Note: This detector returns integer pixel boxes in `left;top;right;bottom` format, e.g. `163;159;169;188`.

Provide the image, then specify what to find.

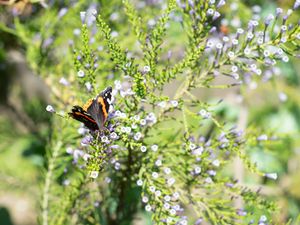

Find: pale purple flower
59;77;70;86
58;8;68;18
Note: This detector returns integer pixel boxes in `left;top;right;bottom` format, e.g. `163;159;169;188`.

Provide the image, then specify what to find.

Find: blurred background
0;0;299;224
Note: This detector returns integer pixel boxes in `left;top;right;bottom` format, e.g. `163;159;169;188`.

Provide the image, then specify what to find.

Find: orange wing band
97;97;108;120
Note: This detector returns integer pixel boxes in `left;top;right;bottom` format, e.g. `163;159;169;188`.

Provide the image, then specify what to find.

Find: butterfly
68;86;112;131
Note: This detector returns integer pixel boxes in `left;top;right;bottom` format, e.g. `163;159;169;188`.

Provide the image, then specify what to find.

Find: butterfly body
69;87;112;131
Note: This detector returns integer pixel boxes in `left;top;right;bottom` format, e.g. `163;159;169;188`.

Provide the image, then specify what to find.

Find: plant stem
42;141;62;225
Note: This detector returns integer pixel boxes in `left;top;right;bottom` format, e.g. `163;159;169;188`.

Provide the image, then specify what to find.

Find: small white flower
114;162;121;170
85;82;92;91
148;19;156;26
149;186;156;192
140;146;147;152
140;119;147;126
105;177;111;183
252;20;259;26
164;167;171;174
59;77;69;86
73;28;81;36
137;179;143;186
164;202;170;209
194;166;201;174
282;56;289;62
192;147;203;155
281;25;287;31
276;8;283;15
260;215;267;222
145;204;152;212
80;11;86;22
115;110;121;117
233;73;239;80
222;36;229;42
78;127;87;135
151;144;158;152
66;147;73;154
230;2;238;10
63;179;70;186
167;177;175;186
205;177;213;183
278;92;288;102
263;50;270;57
228;51;234;58
174;205;180;210
46;105;55;113
277;48;284;55
213;11;220;20
206;40;214;48
152;172;159;179
189;143;196;150
158;101;167;108
216;43;223;49
217;0;226;8
77;70;85;77
257;134;268;141
264;173;278;180
169;208;176;215
155;190;161;196
101;136;109;143
247;32;254;39
207;8;214;15
133;115;140;121
90;8;97;15
281;37;287;43
250;64;257;69
142;196;148;203
155;159;162;166
134;132;142;141
143;65;151;73
164;195;171;201
110;132;118;140
255;69;262;76
111;31;118;38
231;65;238;73
173;192;179;200
171;100;178;107
90;171;99;179
257;38;263;45
83;153;91;161
232;39;239;45
199;109;207;117
212;159;220;167
244;48;251;55
120;113;127;118
237;28;244;34
125;126;131;133
110;12;119;21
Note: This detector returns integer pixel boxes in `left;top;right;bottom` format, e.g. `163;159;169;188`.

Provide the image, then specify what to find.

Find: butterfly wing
69;87;112;131
68;106;98;131
86;86;112;130
86;100;105;130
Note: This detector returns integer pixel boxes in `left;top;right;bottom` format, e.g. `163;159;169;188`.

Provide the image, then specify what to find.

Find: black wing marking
100;86;112;113
68;106;99;131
